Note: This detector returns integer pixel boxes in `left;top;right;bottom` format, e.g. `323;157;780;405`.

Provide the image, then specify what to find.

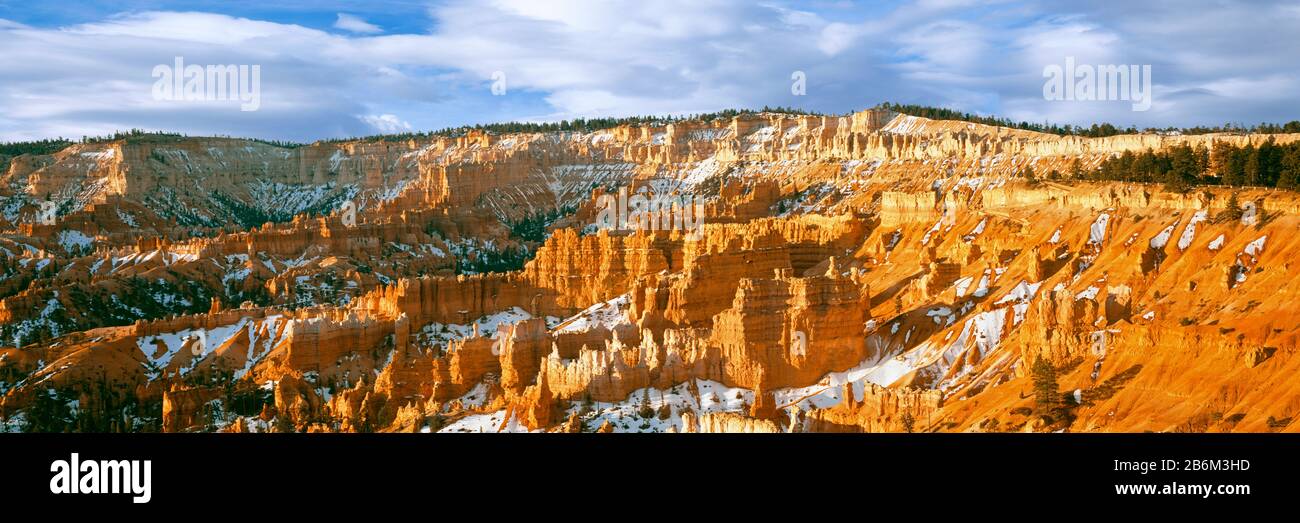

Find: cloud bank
0;0;1297;142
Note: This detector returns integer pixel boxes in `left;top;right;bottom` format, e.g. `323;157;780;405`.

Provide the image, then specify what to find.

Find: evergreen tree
1194;144;1210;175
1244;144;1263;186
1278;146;1300;189
1223;147;1247;186
274;413;296;433
1258;138;1282;187
1020;165;1037;183
1069;158;1083;180
1031;356;1058;414
22;388;74;432
1220;192;1244;222
1165;144;1199;192
637;389;654;419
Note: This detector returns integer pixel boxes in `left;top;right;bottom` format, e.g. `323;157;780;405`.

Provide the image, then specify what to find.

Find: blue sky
1;0;1298;142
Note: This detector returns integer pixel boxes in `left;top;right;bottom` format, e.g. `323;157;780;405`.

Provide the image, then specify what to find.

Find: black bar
1;433;1293;513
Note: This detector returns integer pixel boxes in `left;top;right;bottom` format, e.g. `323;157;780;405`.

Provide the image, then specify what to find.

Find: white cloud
361;113;412;133
0;1;1297;142
334;13;382;34
897;20;994;75
818;22;864;56
1012;18;1122;70
0;12;382;141
69;11;328;45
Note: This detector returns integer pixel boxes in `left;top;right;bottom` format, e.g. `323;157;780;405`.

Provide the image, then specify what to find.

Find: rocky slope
2;108;1299;433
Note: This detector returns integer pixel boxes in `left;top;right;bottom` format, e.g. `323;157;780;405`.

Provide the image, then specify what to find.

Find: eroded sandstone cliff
3;108;1300;433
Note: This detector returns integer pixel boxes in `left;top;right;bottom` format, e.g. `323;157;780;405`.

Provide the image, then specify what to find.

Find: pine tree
1257;138;1278;187
637;389;654;419
1220;192;1244;222
274;413;296;433
1278;146;1300;189
1031;356;1057;414
1194;144;1210;174
1244;145;1263;186
1021;165;1037;184
1165;144;1199;192
23;388;74;432
1222;147;1247;186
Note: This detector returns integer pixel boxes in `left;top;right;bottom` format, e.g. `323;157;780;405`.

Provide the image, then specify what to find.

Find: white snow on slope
1149;223;1176;249
419;307;541;347
566;380;754;433
1244;235;1267;257
963;217;988;241
1177;210;1207;250
680;156;721;187
57;230;94;252
953;276;974;298
1089;213;1110;244
136;316;286;380
553;294;630;334
881;114;925;135
920;217;943;245
994;280;1042;325
436;410;536;433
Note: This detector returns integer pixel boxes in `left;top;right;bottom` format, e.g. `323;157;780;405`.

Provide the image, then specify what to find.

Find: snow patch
56;230;94;253
1177;210;1207;250
1149;223;1176;250
554;294;630;334
1244;235;1267;257
1089;213;1110;244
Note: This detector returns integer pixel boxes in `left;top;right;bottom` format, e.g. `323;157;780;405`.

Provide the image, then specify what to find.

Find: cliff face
4;109;1300;433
